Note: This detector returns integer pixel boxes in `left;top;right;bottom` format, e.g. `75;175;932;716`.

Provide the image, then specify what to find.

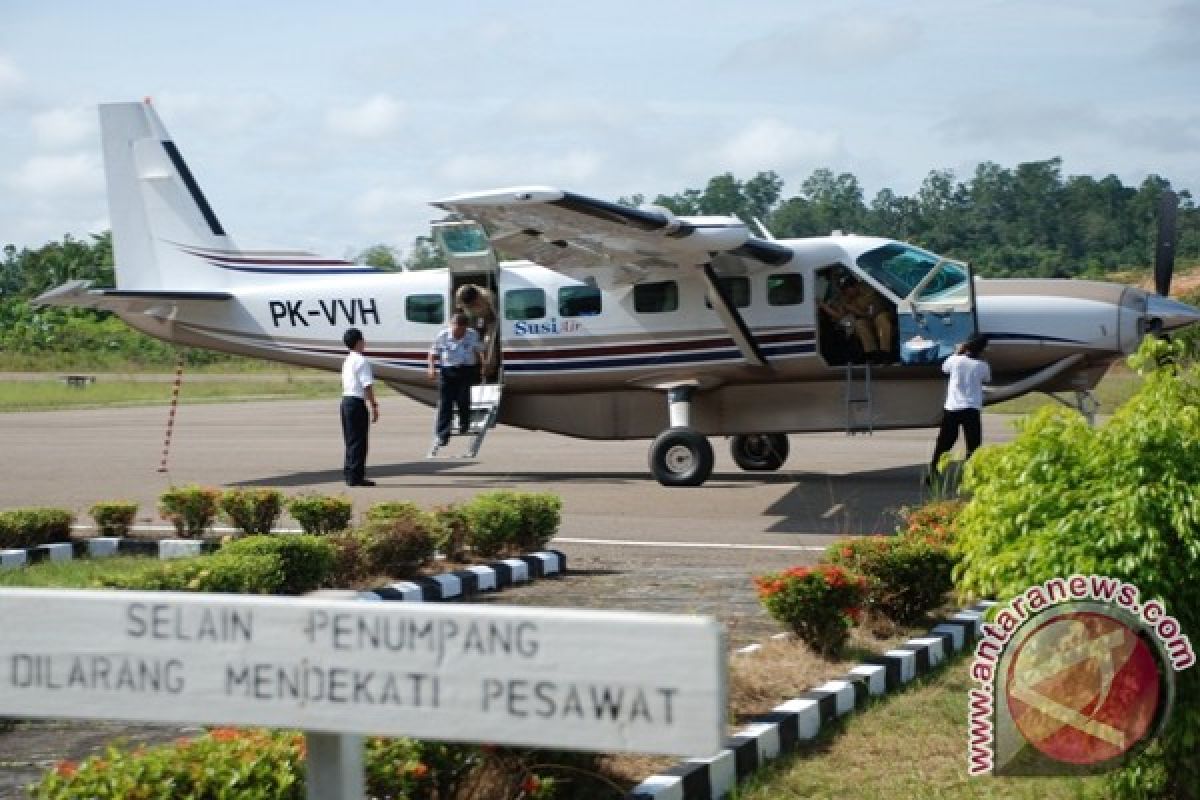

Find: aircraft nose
1145;294;1200;333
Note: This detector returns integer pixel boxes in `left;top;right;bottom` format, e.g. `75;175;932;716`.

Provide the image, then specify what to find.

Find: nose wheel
649;428;714;487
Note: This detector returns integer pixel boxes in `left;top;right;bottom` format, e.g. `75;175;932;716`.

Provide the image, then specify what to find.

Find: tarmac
0;394;1017;560
0;395;1018;797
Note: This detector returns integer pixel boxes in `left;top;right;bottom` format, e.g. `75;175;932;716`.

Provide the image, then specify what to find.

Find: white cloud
439;150;602;187
325;94;406;140
8;152;103;195
0;54;24;98
706;119;842;174
30;106;95;150
937;94;1103;145
724;14;922;71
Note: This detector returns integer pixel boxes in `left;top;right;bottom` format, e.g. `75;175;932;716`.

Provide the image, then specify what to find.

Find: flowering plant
754;564;866;657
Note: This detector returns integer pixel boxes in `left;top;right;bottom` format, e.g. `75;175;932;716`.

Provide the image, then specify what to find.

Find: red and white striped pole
157;352;185;473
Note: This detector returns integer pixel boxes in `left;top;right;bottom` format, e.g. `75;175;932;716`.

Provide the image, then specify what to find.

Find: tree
356;244;402;271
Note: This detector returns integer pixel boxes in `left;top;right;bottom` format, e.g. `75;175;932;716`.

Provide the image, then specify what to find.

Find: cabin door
896;258;977;365
432;220;502;381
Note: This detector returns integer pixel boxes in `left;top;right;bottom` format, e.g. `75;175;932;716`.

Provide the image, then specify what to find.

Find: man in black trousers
341;327;379;486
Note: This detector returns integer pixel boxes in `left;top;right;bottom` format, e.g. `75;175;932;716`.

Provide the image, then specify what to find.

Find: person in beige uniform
821;275;895;363
455;284;497;379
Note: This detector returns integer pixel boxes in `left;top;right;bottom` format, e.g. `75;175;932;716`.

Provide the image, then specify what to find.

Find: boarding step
427;383;502;460
844;362;874;435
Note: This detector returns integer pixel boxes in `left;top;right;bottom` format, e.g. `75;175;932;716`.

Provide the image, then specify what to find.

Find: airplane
37;100;1200;487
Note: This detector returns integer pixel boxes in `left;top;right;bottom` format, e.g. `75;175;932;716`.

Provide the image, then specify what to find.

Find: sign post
0;589;726;793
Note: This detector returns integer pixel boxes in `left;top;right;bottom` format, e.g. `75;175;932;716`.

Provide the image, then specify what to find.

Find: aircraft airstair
844;362;874;434
426;383;503;459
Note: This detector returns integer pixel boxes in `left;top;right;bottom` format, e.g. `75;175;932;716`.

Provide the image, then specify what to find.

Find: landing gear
649;428;714;487
730;433;789;471
648;384;714;487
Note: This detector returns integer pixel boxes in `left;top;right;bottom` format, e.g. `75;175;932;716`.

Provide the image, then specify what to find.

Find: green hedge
287;494;353;535
0;508;74;549
88;501;137;538
101;552;286;594
219;488;283;536
158;486;221;539
222;535;335;594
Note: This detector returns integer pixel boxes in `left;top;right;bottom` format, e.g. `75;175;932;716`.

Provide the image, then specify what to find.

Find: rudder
100;101;238;289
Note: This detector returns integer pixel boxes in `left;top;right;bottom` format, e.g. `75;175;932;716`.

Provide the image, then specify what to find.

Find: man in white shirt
427;313;484;446
930;333;991;480
341;327;379;486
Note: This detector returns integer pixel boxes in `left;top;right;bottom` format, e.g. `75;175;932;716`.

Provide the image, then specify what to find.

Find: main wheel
730;433;789;471
648;427;715;487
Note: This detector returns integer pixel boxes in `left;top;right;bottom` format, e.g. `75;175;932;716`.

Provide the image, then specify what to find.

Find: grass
989;364;1141;416
0;377;340;412
0;556;172;588
733;659;1108;799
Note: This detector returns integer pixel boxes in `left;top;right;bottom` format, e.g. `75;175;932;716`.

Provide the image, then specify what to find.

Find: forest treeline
2;157;1197;367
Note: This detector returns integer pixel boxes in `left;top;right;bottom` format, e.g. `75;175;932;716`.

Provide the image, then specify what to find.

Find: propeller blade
1155;189;1178;296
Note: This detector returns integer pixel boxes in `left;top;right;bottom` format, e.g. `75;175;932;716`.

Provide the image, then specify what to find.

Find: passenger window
558;285;602;317
504;288;546;320
405;294;444;324
767;273;804;306
633;281;679;313
705;276;750;309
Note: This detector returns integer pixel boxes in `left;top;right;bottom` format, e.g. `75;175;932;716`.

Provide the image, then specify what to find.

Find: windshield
439;224;491;255
916;261;969;301
856;243;941;298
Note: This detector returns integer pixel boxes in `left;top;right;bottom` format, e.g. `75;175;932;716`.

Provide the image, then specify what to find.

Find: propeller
1154;189;1178;296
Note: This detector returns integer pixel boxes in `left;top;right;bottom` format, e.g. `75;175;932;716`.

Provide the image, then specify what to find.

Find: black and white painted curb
625;601;997;800
0;537;221;569
350;551;567;602
0;536;567;604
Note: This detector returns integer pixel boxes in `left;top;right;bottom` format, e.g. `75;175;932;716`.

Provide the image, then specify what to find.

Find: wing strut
698;264;769;368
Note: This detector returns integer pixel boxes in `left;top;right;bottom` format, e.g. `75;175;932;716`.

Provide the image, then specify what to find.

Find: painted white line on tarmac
551;537;825;552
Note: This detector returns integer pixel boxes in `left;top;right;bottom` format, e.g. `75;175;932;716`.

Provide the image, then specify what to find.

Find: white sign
0;589;725;756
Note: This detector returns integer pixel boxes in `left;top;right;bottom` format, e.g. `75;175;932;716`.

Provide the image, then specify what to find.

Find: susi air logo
512;318;582;335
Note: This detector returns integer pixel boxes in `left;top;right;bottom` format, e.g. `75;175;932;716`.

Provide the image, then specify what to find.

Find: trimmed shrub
955;338;1200;798
32;728;306;799
754;563;866;658
897;499;964;548
102;552;285;594
287;494;353;535
362;517;437;577
222;534;335;594
88;501;138;537
32;728;480;800
464;492;522;557
364;501;425;524
219;488;283;536
513;492;562;552
826;535;956;624
158;485;221;539
328;530;374;586
0;508;74;548
433;504;470;560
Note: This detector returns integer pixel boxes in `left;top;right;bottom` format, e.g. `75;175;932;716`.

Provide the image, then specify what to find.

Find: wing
432;187;793;277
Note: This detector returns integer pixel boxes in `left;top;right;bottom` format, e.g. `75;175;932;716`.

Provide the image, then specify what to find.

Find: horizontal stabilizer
33;280;231;312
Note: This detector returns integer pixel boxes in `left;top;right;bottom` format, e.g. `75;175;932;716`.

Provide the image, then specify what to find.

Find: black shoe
437;437;449;447
353;479;376;487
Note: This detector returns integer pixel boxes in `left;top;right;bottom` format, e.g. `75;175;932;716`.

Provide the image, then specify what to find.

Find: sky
1;0;1197;258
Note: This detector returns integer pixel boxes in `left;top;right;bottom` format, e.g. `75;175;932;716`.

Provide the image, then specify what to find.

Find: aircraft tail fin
100;100;238;290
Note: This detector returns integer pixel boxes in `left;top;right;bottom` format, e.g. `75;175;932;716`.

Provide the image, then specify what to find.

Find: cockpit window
916;261;969;301
856;243;941;298
439;225;491;255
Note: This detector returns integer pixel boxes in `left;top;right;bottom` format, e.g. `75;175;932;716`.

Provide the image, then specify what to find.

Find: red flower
405;762;430;779
54;760;77;778
522;775;541;794
840;547;854;559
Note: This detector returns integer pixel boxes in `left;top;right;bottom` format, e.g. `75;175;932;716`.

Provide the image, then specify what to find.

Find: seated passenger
821;275;895;363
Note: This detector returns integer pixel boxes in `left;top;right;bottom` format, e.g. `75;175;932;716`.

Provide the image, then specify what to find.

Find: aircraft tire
730;433;789;471
649;427;715;487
